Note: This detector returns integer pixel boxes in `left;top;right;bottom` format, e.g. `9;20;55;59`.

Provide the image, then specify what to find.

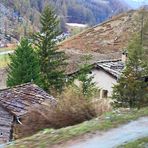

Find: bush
39;85;111;128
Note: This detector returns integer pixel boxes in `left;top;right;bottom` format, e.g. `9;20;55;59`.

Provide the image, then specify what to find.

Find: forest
1;0;129;29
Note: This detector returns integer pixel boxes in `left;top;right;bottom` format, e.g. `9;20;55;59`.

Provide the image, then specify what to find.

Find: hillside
0;3;36;46
52;0;129;26
59;9;148;54
0;0;129;33
5;108;148;148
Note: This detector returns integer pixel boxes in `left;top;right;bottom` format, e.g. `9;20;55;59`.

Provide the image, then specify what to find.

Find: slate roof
0;83;55;117
65;51;122;75
96;59;125;78
67;58;125;79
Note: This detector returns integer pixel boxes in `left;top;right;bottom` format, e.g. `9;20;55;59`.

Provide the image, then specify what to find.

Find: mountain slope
53;0;129;25
0;2;37;45
1;0;129;29
59;9;148;53
0;0;129;45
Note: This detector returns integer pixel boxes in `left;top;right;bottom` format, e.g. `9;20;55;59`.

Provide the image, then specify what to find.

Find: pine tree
7;38;41;87
33;6;67;93
112;35;148;109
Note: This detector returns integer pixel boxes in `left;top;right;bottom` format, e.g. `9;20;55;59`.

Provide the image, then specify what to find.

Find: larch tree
33;6;67;93
112;35;148;109
7;38;41;87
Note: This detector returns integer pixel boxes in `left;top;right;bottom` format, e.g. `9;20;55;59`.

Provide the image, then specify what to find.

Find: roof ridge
97;58;121;63
0;82;34;92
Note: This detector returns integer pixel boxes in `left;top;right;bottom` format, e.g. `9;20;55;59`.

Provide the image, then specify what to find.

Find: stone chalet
0;83;55;144
68;58;125;99
70;52;148;99
90;59;124;98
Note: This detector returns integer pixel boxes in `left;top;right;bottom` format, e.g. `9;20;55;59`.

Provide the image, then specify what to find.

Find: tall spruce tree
33;6;67;93
7;38;41;87
112;35;148;109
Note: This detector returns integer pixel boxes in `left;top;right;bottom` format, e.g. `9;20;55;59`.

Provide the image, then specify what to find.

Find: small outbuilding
0;83;55;144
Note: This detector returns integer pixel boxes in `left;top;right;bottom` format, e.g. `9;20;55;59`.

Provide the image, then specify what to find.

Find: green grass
117;137;148;148
0;48;14;68
7;107;148;148
0;47;15;52
0;54;10;68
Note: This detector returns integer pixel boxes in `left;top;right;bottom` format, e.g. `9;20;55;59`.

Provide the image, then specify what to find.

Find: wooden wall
0;106;13;144
0;68;7;89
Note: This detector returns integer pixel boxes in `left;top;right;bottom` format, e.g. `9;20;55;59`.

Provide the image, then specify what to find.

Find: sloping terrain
57;0;129;25
0;3;35;46
62;117;148;148
59;9;148;54
0;0;129;32
5;108;148;148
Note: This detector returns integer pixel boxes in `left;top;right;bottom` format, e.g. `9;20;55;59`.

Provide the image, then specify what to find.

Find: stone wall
89;68;117;97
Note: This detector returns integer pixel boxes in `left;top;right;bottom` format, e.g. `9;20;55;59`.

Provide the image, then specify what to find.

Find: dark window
89;71;92;74
102;90;108;98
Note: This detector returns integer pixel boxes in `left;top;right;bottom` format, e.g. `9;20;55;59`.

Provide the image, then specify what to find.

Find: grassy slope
0;48;14;68
0;54;10;68
7;107;148;148
117;137;148;148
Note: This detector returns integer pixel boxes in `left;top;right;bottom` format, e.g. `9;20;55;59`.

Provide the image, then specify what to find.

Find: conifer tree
7;38;41;87
112;35;148;109
33;6;67;93
76;55;97;97
78;55;95;96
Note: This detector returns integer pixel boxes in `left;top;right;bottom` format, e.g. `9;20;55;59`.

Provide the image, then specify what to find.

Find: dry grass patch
39;86;111;128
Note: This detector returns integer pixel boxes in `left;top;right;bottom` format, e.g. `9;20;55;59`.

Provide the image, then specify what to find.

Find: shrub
39;85;111;128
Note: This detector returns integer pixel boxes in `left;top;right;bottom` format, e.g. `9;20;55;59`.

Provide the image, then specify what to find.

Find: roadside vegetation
117;137;148;148
37;85;110;129
7;107;148;148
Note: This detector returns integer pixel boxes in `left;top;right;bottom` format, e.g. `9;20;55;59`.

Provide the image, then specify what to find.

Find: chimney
122;50;128;63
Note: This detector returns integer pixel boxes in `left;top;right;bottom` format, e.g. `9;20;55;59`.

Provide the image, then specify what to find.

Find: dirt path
58;117;148;148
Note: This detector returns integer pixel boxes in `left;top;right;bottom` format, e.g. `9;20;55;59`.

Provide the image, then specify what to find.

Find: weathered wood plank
0;106;13;144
